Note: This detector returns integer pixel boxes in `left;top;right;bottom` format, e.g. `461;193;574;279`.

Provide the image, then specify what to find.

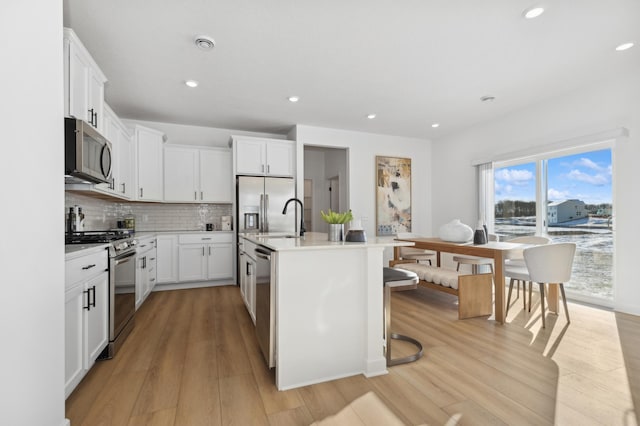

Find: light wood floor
66;284;640;426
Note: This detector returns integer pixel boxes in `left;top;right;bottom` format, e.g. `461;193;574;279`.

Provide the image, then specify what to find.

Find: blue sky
495;149;612;204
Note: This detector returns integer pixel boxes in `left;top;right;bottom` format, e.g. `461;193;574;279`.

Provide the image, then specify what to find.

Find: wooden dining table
394;237;559;324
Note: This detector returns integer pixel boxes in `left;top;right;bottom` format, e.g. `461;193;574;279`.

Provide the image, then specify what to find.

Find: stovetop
65;229;135;244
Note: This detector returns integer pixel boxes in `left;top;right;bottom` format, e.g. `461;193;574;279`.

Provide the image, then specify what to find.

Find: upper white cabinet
63;28;106;133
133;125;165;201
233;136;295;177
100;104;134;199
164;145;232;203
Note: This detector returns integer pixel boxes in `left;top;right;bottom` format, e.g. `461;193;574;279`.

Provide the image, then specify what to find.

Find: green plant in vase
320;209;353;241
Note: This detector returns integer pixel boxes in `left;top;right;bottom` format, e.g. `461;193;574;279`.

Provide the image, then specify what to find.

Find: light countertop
65;243;109;260
241;232;413;252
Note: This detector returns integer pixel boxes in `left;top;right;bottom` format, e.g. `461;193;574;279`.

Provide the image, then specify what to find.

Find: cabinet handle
150;278;156;282
88;108;94;125
94;112;98;128
208;246;211;256
90;285;96;308
246;263;251;275
202;247;205;256
267;164;270;173
202;237;212;240
261;164;265;173
83;289;90;310
139;188;144;198
194;191;197;200
200;191;203;200
150;257;155;261
121;182;126;194
82;264;96;270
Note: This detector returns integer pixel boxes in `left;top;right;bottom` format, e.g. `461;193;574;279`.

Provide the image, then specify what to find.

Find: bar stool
383;267;423;366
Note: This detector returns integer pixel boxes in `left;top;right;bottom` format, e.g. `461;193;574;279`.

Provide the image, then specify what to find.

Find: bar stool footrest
387;333;424;366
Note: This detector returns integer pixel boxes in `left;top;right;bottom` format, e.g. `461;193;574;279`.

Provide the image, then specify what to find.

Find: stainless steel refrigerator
236;176;296;235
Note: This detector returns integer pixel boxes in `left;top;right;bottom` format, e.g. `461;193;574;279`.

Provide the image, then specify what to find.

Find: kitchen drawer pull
202;237;212;240
150;278;156;282
150;257;155;261
82;264;96;270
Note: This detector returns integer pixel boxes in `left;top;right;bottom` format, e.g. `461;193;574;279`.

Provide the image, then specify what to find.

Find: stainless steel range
66;230;137;359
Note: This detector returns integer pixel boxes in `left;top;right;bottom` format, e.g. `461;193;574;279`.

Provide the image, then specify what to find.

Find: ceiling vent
194;35;215;50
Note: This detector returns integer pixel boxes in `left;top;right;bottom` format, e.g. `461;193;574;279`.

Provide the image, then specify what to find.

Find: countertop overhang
241;232;414;251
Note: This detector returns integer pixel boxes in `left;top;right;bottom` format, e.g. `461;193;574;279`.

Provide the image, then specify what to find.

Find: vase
438;219;473;243
328;224;344;242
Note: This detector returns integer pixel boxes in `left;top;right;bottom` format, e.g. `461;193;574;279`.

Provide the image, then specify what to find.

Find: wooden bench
389;260;493;319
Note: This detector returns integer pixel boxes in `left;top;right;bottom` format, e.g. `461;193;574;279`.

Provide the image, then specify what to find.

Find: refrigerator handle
265;194;270;232
260;194;265;232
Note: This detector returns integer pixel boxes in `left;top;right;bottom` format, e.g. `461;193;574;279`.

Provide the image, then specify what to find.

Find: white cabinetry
156;235;178;283
99;104;134;199
177;233;234;282
164;146;232;203
233;136;295;177
63;28;106;133
136;236;157;309
65;247;109;398
240;237;257;323
133;125;165;201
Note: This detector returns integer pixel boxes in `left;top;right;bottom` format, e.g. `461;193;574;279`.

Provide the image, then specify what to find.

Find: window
493;147;613;305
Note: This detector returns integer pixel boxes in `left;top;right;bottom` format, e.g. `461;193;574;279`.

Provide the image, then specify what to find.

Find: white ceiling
63;0;640;140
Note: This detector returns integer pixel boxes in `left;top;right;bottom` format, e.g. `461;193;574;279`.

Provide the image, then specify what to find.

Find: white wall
121;118;286;148
431;70;640;315
294;126;433;240
0;1;66;425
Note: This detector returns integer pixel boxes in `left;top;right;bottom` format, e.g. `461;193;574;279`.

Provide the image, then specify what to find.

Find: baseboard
614;304;640;317
152;280;234;292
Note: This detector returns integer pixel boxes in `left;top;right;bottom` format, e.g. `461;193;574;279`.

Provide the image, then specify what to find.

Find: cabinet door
136;127;164;201
200;149;232;202
88;70;104;132
118;130;133;199
236;139;266;175
164;147;198;201
85;272;109;365
156;235;178;283
135;255;146;310
65;284;86;398
239;251;247;301
207;243;233;280
266;141;294;176
67;42;89;123
178;245;208;281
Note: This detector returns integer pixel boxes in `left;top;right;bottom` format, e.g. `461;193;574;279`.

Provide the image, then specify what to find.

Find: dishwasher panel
254;246;275;368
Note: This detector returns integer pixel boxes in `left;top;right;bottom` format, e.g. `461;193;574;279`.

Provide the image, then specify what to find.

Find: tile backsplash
65;192;232;232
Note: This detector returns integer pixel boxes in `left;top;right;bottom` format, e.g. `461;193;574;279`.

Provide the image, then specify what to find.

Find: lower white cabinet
156;235;178;283
176;233;234;283
136;236;157;309
239;238;257;323
65;248;109;398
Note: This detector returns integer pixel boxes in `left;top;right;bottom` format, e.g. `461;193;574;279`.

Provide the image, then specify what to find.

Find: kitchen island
242;232;412;390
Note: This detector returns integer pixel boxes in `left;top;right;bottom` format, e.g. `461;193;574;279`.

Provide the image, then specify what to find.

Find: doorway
303;146;349;233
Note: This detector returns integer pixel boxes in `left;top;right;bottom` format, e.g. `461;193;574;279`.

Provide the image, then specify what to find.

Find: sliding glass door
493;147;613;305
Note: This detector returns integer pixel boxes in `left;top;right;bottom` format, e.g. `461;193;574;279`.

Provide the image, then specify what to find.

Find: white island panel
275;245;388;390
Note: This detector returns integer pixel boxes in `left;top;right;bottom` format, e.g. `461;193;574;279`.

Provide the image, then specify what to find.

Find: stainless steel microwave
65;117;112;184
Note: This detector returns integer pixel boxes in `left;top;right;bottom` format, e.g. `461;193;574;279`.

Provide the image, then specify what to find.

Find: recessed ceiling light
480;95;496;102
288;96;299;103
615;42;634;51
523;6;545;19
431;123;440;128
194;35;215;50
185;80;199;88
367;114;376;119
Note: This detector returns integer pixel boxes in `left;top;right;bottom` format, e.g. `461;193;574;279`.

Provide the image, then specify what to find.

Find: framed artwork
375;156;412;236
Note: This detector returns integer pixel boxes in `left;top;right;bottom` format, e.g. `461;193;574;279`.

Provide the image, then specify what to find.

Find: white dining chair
396;232;436;265
504;236;552;314
505;243;576;328
452;233;498;274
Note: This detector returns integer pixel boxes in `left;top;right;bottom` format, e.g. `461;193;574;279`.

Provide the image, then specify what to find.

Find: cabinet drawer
179;233;233;244
66;249;108;288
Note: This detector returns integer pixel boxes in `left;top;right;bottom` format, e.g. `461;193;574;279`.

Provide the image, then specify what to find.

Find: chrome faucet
282;198;306;236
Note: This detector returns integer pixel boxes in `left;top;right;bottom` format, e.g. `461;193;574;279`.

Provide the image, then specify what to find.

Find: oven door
112;250;136;340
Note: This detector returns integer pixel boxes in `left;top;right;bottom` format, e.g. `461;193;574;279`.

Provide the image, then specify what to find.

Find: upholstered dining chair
504;235;552;314
396;232;436;265
505;242;576;328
